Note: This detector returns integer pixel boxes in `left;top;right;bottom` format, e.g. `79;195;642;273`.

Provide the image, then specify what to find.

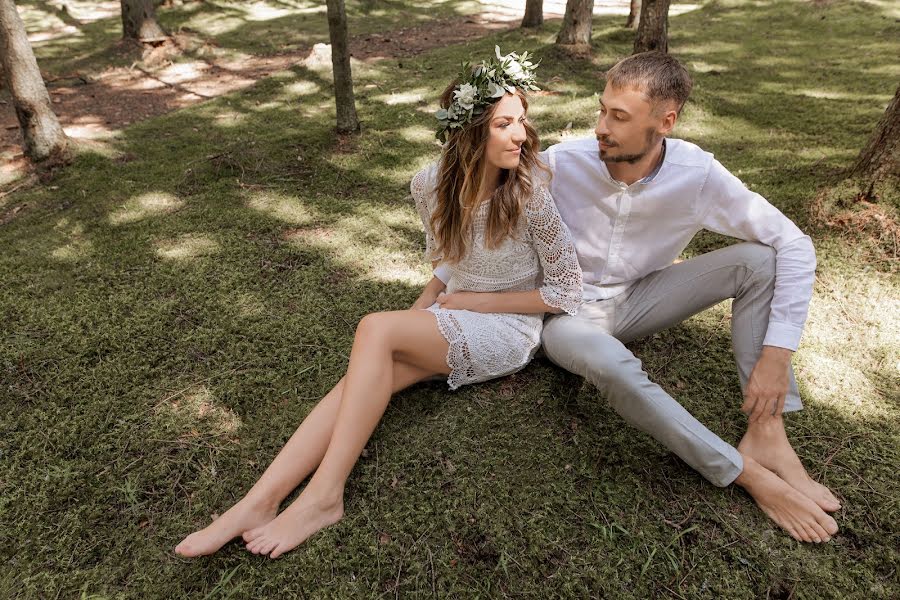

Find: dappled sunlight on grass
798;269;899;419
285;80;322;96
863;0;900;18
688;60;730;74
109;192;184;225
282;205;428;285
374;89;430;106
231;291;268;318
154;385;242;435
397;125;440;144
49;219;92;262
211;109;248;128
246;190;317;225
801;353;876;411
155;234;221;260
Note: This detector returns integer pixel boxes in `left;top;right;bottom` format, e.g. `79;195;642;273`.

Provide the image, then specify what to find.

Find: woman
175;47;583;559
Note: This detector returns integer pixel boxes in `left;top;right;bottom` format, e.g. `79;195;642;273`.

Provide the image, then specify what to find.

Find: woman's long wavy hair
432;82;551;264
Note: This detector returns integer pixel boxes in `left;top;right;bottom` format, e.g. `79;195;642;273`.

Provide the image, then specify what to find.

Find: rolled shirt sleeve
699;159;816;351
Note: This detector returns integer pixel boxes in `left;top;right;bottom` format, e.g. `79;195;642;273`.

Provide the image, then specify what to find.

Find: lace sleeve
525;186;583;316
411;165;442;262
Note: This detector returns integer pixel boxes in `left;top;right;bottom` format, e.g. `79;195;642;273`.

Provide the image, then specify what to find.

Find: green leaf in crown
435;46;541;143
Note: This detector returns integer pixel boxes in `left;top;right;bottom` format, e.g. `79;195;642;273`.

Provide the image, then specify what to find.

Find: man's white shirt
432;137;816;351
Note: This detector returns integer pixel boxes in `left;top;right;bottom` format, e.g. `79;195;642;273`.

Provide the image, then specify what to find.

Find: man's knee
733;242;776;280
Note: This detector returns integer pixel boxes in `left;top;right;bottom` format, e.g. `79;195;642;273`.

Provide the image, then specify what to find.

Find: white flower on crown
495;46;528;81
453;83;478;110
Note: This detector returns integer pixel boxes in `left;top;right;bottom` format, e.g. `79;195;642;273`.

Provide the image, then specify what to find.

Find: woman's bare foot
242;492;344;559
175;497;278;557
735;454;839;543
738;416;841;512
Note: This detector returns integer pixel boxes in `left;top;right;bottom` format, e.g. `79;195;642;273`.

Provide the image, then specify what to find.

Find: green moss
2;0;899;598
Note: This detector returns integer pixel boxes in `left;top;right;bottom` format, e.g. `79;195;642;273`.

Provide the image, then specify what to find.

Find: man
437;51;840;543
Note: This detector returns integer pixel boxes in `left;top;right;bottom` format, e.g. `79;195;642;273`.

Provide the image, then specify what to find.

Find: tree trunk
633;0;669;54
848;83;900;199
325;0;359;133
0;0;68;161
556;0;593;46
626;0;641;28
120;0;167;42
521;0;543;28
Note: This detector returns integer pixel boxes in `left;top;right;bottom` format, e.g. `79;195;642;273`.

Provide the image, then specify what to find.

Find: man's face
594;84;674;164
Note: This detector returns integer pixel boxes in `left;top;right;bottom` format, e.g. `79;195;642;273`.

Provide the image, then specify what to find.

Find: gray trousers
542;242;802;487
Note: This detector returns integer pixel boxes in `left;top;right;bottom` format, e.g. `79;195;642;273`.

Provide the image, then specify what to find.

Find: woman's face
484;93;528;172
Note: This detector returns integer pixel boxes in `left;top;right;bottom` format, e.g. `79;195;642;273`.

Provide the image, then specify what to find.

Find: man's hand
435;291;489;312
742;346;793;423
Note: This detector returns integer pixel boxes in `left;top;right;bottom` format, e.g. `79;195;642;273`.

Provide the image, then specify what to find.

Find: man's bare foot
735;454;838;543
242;491;344;558
738;416;841;512
175;498;278;557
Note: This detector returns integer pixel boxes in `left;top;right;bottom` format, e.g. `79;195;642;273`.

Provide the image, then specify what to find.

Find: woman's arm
435;289;558;313
438;186;583;315
409;166;448;310
411;261;447;310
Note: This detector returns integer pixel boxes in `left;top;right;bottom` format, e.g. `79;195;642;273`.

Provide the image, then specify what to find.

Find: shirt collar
638;138;667;185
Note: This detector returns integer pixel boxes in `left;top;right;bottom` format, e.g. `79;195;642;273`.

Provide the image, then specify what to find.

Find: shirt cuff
763;321;803;352
433;263;452;285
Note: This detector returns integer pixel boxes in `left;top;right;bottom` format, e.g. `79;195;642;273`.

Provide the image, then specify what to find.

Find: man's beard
599;127;659;164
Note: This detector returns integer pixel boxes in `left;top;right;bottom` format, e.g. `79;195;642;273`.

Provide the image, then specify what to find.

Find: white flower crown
435;46;540;143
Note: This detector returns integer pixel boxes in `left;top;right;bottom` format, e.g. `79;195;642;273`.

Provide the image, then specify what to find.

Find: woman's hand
411;289;439;310
410;275;446;310
435;291;489;312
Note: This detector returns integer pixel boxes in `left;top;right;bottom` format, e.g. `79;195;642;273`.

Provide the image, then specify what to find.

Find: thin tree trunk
848;83;900;199
626;0;641;28
325;0;359;133
633;0;670;54
120;0;167;42
0;0;68;161
521;0;543;28
556;0;593;46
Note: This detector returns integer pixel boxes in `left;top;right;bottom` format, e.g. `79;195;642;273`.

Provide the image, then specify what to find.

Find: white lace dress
411;162;583;390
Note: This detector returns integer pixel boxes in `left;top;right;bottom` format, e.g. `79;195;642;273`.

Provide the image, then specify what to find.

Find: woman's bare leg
174;352;439;557
244;310;450;558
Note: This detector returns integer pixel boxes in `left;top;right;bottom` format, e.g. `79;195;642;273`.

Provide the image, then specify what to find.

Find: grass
2;0;899;597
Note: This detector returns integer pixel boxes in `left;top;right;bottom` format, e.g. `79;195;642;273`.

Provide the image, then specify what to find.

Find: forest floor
1;0;899;598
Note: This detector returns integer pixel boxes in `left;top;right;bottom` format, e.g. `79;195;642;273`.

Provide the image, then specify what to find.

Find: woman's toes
261;539;278;556
243;528;262;543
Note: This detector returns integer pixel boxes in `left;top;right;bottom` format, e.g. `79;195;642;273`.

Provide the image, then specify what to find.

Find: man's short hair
605;52;693;114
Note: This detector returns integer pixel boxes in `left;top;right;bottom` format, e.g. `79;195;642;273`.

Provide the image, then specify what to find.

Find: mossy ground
2;0;898;598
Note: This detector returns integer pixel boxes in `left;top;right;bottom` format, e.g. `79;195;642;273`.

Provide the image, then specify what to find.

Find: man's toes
810;521;831;543
793;522;815;543
270;544;285;559
822;492;841;511
818;514;839;536
802;523;822;543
